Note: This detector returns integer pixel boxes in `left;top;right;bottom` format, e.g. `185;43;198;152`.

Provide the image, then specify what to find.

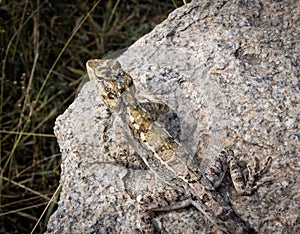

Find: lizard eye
96;76;104;81
107;92;116;99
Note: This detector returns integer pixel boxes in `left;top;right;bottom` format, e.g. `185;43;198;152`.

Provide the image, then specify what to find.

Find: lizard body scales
86;59;271;233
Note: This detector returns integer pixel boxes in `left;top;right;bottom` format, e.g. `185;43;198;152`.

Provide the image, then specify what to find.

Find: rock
46;0;299;233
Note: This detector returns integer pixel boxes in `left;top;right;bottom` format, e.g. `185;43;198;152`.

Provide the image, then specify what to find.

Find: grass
0;0;189;233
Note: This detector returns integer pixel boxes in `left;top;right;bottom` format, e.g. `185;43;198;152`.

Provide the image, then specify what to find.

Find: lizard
86;59;272;234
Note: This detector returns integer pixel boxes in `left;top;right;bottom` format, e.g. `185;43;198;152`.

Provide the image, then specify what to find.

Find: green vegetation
0;0;189;233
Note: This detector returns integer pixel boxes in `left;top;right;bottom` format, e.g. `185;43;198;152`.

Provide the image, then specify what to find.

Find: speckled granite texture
46;0;299;233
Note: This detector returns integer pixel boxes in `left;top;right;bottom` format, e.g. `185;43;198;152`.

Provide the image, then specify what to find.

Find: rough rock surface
46;0;299;233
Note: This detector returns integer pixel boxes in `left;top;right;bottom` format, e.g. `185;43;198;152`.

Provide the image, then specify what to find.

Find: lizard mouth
86;59;99;70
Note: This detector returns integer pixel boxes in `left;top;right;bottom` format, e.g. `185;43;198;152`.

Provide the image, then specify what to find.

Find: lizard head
86;59;135;111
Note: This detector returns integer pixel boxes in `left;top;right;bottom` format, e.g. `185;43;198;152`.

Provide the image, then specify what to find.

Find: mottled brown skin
86;59;269;233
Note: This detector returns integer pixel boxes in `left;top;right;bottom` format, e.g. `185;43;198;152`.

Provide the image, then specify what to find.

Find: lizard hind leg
229;153;273;195
204;148;232;189
248;156;273;192
136;187;232;234
136;187;192;233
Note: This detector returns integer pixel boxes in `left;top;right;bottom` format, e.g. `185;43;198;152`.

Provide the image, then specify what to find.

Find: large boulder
46;0;299;233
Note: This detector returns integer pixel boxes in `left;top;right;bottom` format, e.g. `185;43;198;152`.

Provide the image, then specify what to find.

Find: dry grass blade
6;0;102;171
30;184;62;234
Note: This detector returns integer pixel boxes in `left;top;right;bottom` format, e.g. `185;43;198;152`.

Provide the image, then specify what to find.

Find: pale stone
46;0;299;233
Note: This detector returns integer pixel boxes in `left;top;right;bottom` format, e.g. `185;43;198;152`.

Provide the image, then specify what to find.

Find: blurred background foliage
0;0;189;233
